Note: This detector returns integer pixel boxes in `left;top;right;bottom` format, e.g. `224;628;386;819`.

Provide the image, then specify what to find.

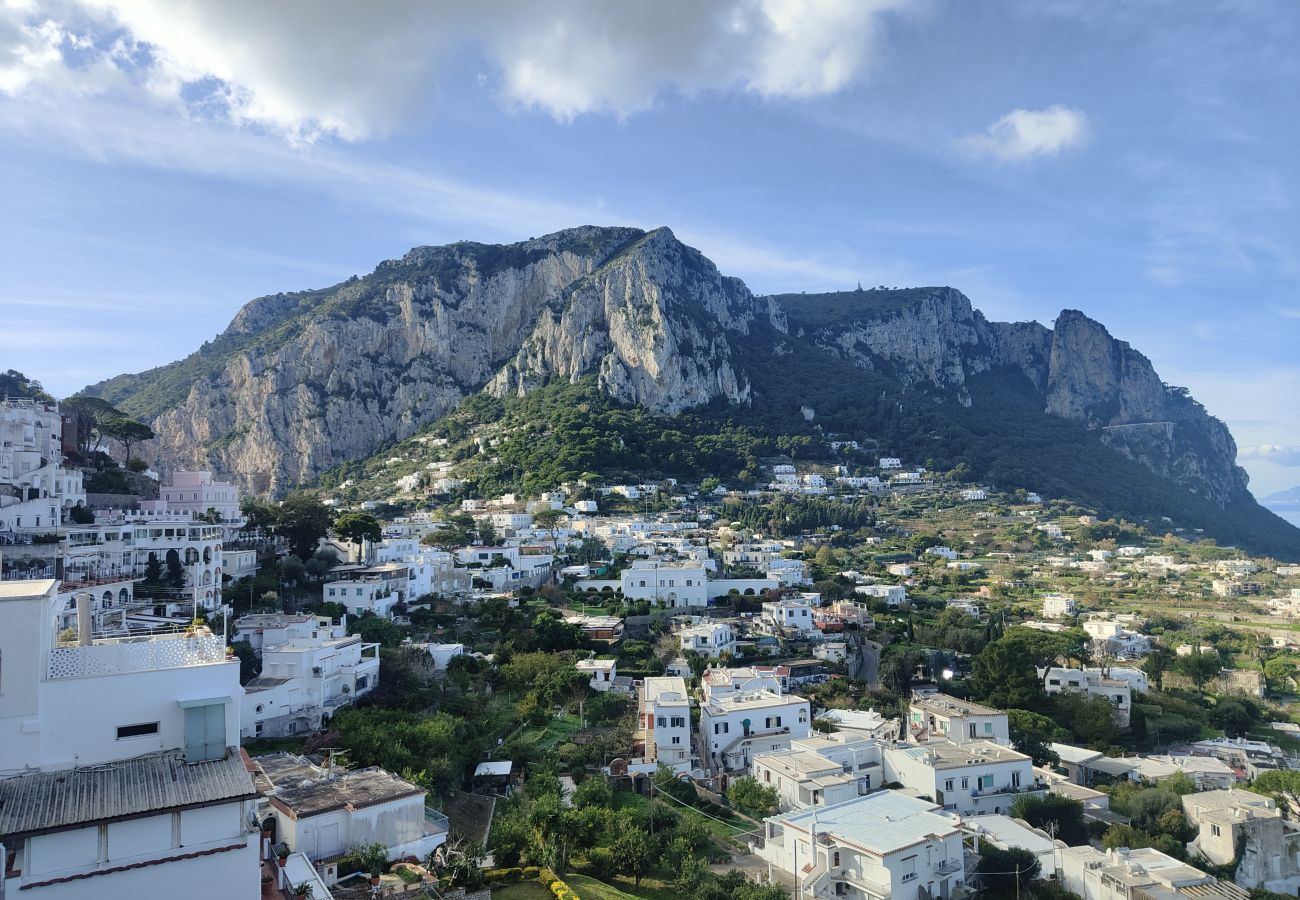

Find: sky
0;0;1297;496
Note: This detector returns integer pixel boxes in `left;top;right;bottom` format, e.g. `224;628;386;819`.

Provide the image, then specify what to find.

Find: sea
1269;507;1300;528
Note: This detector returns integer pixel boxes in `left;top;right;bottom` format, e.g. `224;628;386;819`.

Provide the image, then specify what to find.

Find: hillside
79;226;1300;558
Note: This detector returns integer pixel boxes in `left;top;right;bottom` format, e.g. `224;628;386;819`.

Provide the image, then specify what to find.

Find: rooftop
0;750;256;839
910;692;1002;718
775;790;960;856
705;688;806;714
265;764;424;818
893;740;1029;769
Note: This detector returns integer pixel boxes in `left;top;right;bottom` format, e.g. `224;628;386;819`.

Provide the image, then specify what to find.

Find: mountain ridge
78;225;1300;557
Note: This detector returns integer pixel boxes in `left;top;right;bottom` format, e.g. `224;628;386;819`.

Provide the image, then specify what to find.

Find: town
3;391;1300;900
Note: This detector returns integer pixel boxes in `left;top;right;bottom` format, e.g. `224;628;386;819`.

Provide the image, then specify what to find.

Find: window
672;736;681;745
116;722;159;740
715;722;730;735
832;851;840;867
657;717;667;727
961;777;969;789
183;701;227;762
984;722;993;733
1211;824;1221;837
670;716;686;728
1012;771;1021;788
944;779;954;792
969;723;977;738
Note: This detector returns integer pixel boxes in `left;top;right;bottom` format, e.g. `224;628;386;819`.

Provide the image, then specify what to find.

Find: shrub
587;847;615;880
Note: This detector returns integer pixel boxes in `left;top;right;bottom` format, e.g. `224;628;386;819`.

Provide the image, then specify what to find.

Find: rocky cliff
84;225;1249;514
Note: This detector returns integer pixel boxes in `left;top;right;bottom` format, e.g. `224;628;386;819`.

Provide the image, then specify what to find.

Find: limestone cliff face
488;228;777;413
117;227;651;492
87;226;1246;508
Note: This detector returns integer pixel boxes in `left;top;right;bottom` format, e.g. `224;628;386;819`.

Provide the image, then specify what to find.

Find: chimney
76;592;93;646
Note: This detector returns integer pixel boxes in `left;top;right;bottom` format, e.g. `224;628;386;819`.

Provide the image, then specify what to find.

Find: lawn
514;714;583;752
566;872;678;900
610;790;758;846
491;882;552;900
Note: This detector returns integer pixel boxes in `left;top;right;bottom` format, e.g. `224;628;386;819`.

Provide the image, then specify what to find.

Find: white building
1183;789;1300;893
324;562;411;617
701;686;811;772
677;619;737;657
0;578;260;900
925;546;958;562
240;621;380;739
908;693;1010;745
761;595;818;633
410;642;465;672
883;741;1044;817
759;791;965;900
853;583;907;606
256;753;449;881
751;732;882;811
1039;666;1132;727
879;457;902;470
640;677;692;772
1059;845;1242;900
1131;755;1235;791
621;561;709;607
1042;593;1077;619
0;398;85;534
576;657;619;692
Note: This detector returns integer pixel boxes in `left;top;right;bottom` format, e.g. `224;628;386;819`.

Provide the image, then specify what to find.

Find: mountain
1263;486;1300;505
81;225;1300;558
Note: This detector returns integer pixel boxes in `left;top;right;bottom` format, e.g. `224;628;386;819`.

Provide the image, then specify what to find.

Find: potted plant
292;882;313;900
276;844;290;866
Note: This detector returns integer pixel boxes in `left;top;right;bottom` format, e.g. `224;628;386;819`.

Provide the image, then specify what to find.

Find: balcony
934;859;963;876
48;628;229;679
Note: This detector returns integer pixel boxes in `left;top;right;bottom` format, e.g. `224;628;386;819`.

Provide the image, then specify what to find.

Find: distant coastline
1266;506;1300;528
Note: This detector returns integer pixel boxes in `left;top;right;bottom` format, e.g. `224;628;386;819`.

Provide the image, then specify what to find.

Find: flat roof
910;692;1002;718
269;767;423;818
775;790;960;857
0;750;256;839
0;578;57;599
1050;742;1103;765
966;815;1058;855
891;741;1029;769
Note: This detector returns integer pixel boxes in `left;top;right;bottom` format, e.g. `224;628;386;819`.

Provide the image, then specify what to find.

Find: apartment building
1039;666;1132;727
700;685;810;772
159;470;242;524
751;732;882;811
760;791;965;900
240;618;380;739
0;577;260;899
1182;790;1300;893
640;676;692;772
908;692;1010;745
883;741;1044;817
761;594;818;633
677;618;737;657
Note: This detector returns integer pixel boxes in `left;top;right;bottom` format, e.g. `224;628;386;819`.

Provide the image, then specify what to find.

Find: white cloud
0;0;909;141
1239;444;1300;467
959;104;1088;162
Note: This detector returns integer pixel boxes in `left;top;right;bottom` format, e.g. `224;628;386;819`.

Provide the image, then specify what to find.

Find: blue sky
1;1;1297;495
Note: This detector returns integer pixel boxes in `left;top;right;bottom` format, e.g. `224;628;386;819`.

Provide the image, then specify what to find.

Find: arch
102;590;112;605
165;549;181;568
202;570;213;585
203;547;212;565
119;588;129;603
184;548;199;566
743;588;755;596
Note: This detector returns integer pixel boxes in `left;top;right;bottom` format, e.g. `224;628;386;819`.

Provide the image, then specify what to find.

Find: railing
934;859;962;875
424;808;450;834
48;631;228;678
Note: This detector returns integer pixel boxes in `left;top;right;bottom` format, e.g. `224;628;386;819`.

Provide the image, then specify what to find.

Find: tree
277;493;333;560
971;640;1043;709
1011;794;1088;846
726;776;779;817
533;508;566;550
1248;771;1300;819
1007;709;1066;766
240;497;279;532
99;416;154;461
975;846;1039;896
1142;646;1175;692
1211;699;1257;738
612;821;656;886
1176;650;1221;691
334;511;382;547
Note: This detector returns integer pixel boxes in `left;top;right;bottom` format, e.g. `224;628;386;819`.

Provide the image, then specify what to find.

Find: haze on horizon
0;1;1297;495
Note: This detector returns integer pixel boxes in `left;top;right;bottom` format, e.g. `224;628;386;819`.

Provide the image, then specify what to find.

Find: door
316;822;340;859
